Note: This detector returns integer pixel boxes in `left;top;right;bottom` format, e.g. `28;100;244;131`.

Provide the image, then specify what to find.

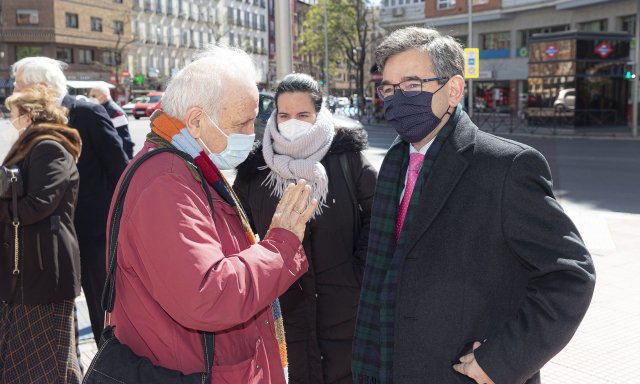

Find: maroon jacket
108;141;308;383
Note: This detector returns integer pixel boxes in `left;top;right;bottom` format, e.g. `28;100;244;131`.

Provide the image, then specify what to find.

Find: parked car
133;92;163;119
145;100;162;117
554;88;576;112
123;96;149;115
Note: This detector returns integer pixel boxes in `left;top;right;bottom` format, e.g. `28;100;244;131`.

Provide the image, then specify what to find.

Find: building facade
0;0;131;100
379;0;636;120
129;0;268;92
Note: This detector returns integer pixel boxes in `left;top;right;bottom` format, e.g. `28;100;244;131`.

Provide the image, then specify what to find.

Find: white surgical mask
88;97;100;104
0;119;25;160
198;113;255;170
278;119;314;142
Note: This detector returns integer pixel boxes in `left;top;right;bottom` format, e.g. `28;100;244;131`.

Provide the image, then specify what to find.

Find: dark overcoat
391;112;595;383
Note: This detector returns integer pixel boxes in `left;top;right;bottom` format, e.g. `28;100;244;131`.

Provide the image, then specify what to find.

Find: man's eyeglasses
377;77;449;101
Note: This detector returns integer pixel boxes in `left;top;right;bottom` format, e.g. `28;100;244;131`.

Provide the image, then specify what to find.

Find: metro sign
595;42;613;58
544;45;559;58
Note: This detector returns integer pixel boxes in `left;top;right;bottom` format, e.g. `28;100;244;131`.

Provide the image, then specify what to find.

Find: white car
122;96;149;115
553;89;575;112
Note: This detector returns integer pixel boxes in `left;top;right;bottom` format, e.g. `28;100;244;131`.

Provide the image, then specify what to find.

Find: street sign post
464;48;480;79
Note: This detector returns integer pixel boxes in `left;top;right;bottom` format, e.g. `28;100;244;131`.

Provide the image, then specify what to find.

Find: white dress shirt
400;138;435;202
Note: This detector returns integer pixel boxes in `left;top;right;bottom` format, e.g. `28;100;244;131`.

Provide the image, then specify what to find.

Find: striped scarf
148;111;289;370
352;106;460;383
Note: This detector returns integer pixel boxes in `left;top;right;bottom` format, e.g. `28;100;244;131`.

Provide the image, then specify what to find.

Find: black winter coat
0;140;81;304
234;128;377;384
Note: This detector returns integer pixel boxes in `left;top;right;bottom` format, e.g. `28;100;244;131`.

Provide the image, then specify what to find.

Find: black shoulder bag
83;147;215;384
1;166;23;299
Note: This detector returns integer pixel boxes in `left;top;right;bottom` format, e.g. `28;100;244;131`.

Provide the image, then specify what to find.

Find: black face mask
383;83;451;143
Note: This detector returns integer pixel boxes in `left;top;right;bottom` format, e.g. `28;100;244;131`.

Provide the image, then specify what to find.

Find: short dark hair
275;73;323;113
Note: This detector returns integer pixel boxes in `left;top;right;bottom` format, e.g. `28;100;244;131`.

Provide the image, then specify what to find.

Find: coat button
256;364;260;370
264;320;269;325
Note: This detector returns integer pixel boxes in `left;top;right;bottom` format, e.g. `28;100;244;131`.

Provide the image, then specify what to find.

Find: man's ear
448;75;466;107
184;107;204;138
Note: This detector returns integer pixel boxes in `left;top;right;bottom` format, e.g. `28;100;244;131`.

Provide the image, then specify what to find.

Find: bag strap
338;153;361;245
101;147;215;381
8;168;20;276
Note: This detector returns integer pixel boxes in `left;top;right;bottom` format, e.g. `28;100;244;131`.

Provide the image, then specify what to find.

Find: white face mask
197;113;255;170
278;119;314;142
88;97;100;104
0;119;25;160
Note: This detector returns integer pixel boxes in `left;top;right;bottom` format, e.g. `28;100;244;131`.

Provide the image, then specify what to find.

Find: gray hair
376;27;464;81
91;84;112;99
162;44;257;124
11;57;68;97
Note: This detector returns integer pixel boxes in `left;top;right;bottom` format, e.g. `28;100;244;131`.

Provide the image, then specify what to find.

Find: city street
75;116;640;383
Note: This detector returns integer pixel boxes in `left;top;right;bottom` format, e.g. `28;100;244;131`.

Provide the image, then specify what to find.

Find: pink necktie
396;153;425;241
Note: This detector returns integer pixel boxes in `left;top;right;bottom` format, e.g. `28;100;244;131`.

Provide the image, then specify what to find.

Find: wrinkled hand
269;179;318;242
452;341;495;384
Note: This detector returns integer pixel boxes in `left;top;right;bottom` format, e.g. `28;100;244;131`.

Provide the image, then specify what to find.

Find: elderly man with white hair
98;45;315;382
89;84;134;159
11;57;129;348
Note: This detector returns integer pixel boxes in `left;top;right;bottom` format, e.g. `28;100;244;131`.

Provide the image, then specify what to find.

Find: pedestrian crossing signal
625;71;636;79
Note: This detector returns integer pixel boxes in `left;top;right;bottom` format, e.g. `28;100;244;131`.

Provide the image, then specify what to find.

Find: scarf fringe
261;170;328;218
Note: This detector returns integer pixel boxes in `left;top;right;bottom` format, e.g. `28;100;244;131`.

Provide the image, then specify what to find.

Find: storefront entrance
527;31;631;127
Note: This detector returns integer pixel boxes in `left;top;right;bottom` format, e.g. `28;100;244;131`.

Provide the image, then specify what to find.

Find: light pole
467;0;474;119
323;0;330;102
275;0;293;81
633;0;639;136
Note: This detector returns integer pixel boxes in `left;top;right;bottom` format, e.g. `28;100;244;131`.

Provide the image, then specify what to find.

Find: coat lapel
404;114;477;256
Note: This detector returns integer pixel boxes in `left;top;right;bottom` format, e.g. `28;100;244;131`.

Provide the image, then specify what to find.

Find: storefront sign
516;47;529;58
594;42;613;58
544;45;559;58
464;48;480;79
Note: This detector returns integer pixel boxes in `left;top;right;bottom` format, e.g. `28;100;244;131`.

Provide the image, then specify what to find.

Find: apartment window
245;11;250;27
237;9;242;26
252;14;258;30
113;20;124;35
473;0;488;4
113;0;123;3
229;32;235;46
620;15;636;34
156;0;162;13
437;0;454;10
16;46;43;60
16;10;39;25
78;49;94;64
65;13;78;28
481;31;510;50
578;19;607;32
260;15;266;31
91;17;103;32
56;47;74;64
167;0;173;15
199;31;204;48
102;51;116;65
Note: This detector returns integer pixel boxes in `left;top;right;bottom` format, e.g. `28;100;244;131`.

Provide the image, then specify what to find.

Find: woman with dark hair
0;85;82;383
234;73;377;383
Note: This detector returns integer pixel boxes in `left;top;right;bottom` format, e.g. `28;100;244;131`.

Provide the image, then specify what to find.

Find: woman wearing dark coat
0;85;82;383
234;73;378;383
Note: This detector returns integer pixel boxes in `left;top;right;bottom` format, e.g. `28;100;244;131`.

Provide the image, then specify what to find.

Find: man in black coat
89;84;134;159
351;27;595;384
12;57;130;344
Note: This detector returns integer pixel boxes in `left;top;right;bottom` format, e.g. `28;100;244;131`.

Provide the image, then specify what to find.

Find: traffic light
626;70;636;79
319;80;325;85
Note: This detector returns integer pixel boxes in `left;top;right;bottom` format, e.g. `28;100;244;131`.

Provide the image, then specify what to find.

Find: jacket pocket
212;338;266;384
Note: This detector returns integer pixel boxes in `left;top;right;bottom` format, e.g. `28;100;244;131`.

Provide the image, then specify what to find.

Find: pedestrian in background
234;73;378;383
352;27;595;384
89;84;135;159
103;45;315;382
0;85;82;383
11;57;129;346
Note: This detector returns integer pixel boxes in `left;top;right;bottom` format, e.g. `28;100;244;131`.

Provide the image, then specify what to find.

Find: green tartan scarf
352;106;460;383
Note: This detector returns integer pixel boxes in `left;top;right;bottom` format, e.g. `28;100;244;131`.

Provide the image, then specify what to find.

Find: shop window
481;31;510;50
66;13;78;28
16;10;39;25
91;17;103;32
56;47;74;64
